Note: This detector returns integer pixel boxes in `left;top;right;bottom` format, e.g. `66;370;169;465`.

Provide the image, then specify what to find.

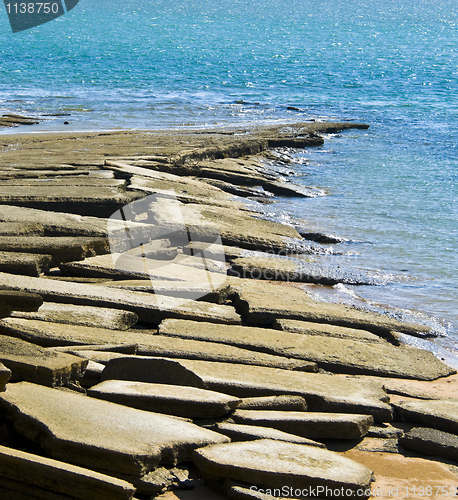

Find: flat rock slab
0;221;45;236
0;289;43;316
88;380;241;418
0;445;135;500
0;319;314;371
238;395;307;411
209;422;325;447
158;319;451;380
176;157;270;186
101;357;392;421
12;302;139;331
0;204;145;238
62;350;131;365
382;379;442;400
101;279;228;305
383;373;458;401
104;160;240;208
0;185;142;217
120;178;329;253
133;465;193;496
1;114;40;124
229;278;433;338
0;169;107;179
230;256;385;286
0;382;229;481
0;272;241;325
0;251;52;276
200;177;274;199
298;230;346;244
232;410;374;440
393;400;458;433
355;437;401;454
3;177;126;187
136;196;303;254
79;360;105;387
129;174;247;212
53;343;138;354
0;317;162;347
274;319;387;344
0;236;109;266
399;427;458;461
193;439;374;497
0;362;11;391
60;253;227;286
0;335;87;386
367;424;404;439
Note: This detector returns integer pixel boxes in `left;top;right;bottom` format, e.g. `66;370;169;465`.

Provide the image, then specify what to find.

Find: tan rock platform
229;278;433;337
209;422;326;446
274;318;390;343
0;319;316;371
223;480;302;500
0;445;136;500
393;399;458;433
0;236;109;266
0;203;147;237
101;357;392;421
158;319;452;379
0;272;241;324
88;380;241;418
0;382;229;481
12;302;139;330
0;221;44;236
0;289;43;318
381;373;458;400
0;335;87;386
237;395;307;411
0;251;52;276
231;410;374;439
193;439;374;498
60;253;227;284
399;427;458;462
0;184;143;218
57;349;131;365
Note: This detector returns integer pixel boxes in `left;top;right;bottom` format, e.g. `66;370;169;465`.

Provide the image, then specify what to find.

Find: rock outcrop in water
0;122;457;499
0;114;41;128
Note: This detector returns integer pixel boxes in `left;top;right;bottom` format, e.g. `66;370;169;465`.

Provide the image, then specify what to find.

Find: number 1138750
5;3;60;14
404;486;458;497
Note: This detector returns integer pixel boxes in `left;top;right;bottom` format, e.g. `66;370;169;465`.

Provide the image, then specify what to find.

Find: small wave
61;107;94;112
332;283;361;299
396;332;458;369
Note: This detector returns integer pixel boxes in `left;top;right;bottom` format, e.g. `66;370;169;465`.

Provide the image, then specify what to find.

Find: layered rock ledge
0;122;456;500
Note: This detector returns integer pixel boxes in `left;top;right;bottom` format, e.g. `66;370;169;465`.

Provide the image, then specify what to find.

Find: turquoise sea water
0;1;457;352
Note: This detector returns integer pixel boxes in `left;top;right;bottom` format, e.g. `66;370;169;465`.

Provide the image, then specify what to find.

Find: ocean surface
0;0;457;358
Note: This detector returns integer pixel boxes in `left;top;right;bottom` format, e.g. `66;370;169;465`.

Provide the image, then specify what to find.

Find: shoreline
0;121;457;499
0;120;454;351
0;120;453;350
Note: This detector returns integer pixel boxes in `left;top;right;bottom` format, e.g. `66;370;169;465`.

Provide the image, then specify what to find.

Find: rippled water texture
0;0;457;343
